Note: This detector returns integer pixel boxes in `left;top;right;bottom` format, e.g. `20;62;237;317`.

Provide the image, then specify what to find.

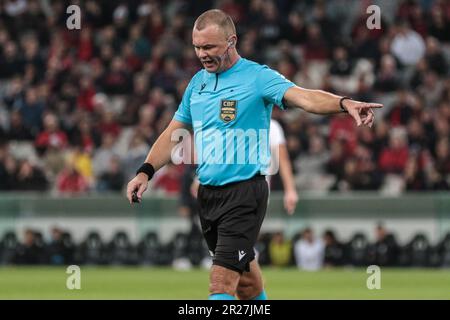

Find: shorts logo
220;100;237;123
238;250;246;261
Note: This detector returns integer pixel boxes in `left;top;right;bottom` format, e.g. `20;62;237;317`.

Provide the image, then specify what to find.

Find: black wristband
339;96;351;113
136;163;155;181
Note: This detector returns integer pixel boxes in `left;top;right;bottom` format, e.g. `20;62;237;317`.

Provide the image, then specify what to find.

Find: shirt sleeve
173;77;196;125
257;66;296;109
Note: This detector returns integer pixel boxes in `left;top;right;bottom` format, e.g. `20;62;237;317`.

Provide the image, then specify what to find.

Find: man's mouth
202;59;215;67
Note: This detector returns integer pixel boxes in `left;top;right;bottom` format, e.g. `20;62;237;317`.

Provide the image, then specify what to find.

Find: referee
127;9;382;300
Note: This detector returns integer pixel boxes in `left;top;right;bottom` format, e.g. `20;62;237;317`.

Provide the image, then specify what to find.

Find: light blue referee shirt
174;58;295;186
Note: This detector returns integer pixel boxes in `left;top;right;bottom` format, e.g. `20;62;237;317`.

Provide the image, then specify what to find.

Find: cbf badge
220;100;237;123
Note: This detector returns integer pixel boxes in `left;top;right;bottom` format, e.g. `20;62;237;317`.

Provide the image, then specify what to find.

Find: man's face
192;25;229;73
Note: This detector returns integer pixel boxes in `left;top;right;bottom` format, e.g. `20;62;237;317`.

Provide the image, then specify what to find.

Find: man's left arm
283;86;383;127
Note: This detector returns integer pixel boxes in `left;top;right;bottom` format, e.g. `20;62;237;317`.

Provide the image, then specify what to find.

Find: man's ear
228;36;237;48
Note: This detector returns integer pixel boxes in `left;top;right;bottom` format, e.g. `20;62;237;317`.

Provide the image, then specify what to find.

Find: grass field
0;267;449;299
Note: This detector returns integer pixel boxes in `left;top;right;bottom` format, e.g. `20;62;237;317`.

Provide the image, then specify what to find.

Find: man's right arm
126;119;190;203
143;119;190;171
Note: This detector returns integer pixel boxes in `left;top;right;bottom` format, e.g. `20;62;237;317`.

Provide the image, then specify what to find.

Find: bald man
127;9;382;300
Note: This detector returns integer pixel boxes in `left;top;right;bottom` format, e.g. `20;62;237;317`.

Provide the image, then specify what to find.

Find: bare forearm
284;87;343;114
302;89;342;114
144;120;187;171
278;145;296;192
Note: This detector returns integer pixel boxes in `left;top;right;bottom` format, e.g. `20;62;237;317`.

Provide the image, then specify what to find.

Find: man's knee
209;265;240;296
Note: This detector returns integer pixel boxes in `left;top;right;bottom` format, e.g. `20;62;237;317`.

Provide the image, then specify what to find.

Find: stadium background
0;0;450;299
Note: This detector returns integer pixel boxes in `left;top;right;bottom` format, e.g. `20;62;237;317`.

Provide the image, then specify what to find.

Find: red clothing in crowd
56;170;89;194
35;131;68;150
329;115;358;155
78;37;93;61
153;165;183;195
77;87;96;112
98;122;121;138
378;147;409;173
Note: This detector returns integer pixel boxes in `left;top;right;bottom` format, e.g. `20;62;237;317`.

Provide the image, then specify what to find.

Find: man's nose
197;48;207;59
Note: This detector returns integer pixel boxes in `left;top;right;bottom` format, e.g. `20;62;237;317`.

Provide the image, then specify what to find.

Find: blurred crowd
1;223;449;268
0;0;450;195
259;224;450;269
258;223;450;269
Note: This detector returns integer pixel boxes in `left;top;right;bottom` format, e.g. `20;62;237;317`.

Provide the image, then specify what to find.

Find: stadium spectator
14;159;48;191
47;226;74;265
97;155;125;192
0;151;17;190
14;229;45;265
378;127;409;174
295;135;332;192
435;138;450;177
67;146;94;187
390;21;425;67
322;229;345;267
56;159;89;195
15;87;45;137
294;228;324;271
326;140;347;181
152;162;183;195
374;54;400;93
35;113;68;156
6;110;33;141
268;231;292;267
92;133;119;177
122;131;149;181
404;155;427;191
368;223;399;267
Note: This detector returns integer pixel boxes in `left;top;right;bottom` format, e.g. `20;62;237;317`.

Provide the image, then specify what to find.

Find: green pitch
0;267;449;299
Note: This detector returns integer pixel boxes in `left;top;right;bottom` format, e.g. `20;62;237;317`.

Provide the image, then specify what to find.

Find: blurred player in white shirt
267;119;298;215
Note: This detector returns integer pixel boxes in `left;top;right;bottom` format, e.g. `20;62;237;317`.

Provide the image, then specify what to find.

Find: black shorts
197;175;269;274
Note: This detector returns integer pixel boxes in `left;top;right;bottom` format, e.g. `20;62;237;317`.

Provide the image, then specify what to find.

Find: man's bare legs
209;265;241;296
209;260;264;299
237;260;264;300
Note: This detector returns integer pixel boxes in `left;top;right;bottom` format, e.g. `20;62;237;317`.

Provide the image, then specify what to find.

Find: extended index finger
361;103;383;109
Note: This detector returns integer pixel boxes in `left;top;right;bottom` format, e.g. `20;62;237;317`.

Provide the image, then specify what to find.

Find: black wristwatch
339;97;351;113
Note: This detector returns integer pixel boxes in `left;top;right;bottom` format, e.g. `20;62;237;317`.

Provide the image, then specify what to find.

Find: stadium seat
47;230;76;265
78;231;107;265
185;226;208;266
405;233;431;267
13;229;46;264
172;232;189;261
0;231;18;265
137;231;161;266
346;232;370;266
367;233;400;266
107;230;137;265
436;232;450;267
255;232;274;266
33;231;47;263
